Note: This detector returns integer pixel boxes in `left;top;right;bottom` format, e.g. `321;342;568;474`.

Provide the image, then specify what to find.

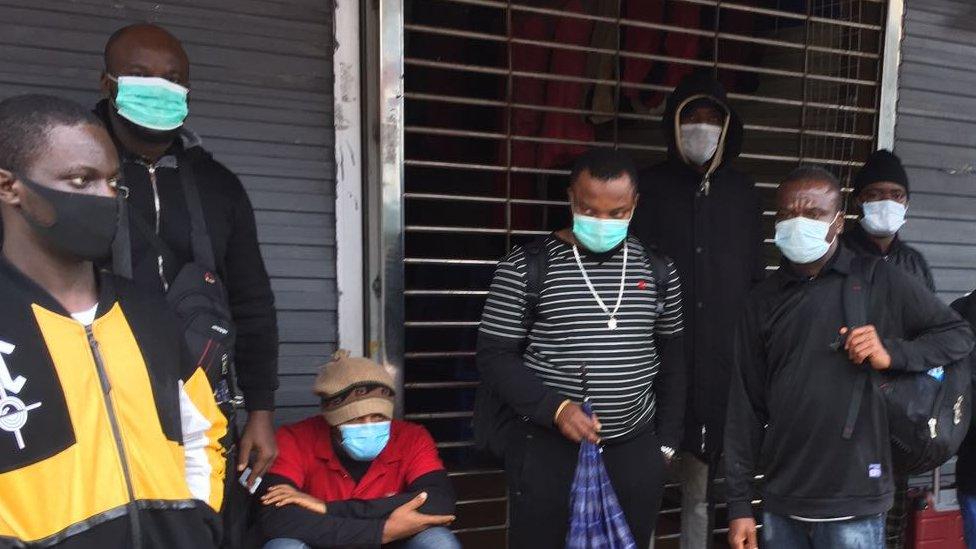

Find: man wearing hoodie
843;149;934;292
96;24;280;547
631;71;764;549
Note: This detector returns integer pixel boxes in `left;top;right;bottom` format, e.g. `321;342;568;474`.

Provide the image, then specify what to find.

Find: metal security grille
398;1;887;546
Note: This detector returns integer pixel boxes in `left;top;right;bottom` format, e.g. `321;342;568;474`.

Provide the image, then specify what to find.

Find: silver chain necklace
572;243;627;330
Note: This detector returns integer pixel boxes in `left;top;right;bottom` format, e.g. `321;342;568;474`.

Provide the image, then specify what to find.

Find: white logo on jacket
0;340;42;450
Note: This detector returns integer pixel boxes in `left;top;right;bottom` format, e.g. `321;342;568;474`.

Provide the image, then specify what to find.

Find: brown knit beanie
314;350;396;426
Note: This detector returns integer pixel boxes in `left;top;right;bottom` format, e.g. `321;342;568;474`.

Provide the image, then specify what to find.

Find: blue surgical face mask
338;421;391;461
860;199;906;237
572;213;630;253
110;75;189;131
774;213;840;264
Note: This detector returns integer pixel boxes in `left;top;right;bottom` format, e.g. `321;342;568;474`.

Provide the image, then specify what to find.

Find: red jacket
268;416;445;502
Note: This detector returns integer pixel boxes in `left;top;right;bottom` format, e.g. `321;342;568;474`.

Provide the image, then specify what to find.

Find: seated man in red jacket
258;351;459;549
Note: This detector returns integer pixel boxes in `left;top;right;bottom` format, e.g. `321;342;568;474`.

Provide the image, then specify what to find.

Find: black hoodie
95;100;279;411
630;72;764;457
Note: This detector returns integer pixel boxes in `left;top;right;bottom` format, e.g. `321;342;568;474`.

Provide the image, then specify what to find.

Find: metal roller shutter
398;1;888;546
0;0;338;423
896;0;976;304
895;0;976;504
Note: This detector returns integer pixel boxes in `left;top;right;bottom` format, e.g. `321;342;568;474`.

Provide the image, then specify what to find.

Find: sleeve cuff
366;518;386;546
532;391;567;427
882;339;908;371
727;500;755;521
243;388;275;411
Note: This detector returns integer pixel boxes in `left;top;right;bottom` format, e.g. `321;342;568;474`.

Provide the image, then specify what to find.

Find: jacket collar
776;243;853;287
0;258;118;319
845;223;904;256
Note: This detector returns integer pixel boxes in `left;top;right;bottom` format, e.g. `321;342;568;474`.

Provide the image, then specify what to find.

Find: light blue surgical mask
573;213;630;253
338;421;391;461
110;75;189;131
860;200;906;237
774;213;840;264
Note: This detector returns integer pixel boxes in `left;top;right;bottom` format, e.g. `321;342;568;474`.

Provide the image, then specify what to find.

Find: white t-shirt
71;304;98;326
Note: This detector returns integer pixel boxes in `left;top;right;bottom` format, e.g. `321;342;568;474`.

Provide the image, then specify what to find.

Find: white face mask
860;200;907;237
774;212;840;264
679;123;722;166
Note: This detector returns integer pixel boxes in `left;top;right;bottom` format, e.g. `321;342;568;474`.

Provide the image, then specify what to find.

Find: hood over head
663;71;744;172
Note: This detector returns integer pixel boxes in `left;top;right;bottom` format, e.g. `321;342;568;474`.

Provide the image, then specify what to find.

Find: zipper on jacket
140;162;169;292
698;174;711;197
86;325;143;549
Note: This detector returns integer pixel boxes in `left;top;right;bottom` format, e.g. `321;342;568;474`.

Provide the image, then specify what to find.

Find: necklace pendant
607;317;618;331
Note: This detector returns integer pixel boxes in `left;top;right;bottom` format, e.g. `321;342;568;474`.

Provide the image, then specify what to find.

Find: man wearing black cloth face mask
0;94;226;548
95;24;280;547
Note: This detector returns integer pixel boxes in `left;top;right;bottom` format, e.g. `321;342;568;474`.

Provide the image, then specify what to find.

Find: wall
896;0;976;304
0;0;338;423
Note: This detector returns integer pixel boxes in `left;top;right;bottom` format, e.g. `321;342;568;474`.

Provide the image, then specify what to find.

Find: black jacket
630;73;764;457
843;223;935;292
724;245;974;520
96;100;279;411
952;292;976;495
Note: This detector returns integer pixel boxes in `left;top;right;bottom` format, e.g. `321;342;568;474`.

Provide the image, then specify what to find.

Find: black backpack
841;256;973;475
473;236;669;459
119;162;242;413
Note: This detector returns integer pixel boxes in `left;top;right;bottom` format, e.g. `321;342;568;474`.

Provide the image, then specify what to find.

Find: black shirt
843;223;935;293
724;245;973;520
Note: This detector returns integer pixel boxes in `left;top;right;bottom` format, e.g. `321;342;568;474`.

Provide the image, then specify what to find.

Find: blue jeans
263;527;461;549
960;491;976;549
762;512;885;549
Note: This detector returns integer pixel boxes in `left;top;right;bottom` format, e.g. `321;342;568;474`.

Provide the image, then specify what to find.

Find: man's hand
728;518;758;549
238;410;278;488
381;492;455;544
555;402;601;444
261;484;326;514
840;326;892;370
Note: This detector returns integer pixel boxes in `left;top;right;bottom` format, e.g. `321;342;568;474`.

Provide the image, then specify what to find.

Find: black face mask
18;176;120;262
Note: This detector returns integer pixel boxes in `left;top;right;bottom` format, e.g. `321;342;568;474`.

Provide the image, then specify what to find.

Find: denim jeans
761;512;885;549
959;491;976;549
262;527;461;549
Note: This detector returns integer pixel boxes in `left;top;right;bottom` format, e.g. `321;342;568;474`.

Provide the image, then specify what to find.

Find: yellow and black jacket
0;260;226;548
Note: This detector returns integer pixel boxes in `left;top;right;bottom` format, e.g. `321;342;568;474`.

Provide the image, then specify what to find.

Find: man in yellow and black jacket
0;94;226;548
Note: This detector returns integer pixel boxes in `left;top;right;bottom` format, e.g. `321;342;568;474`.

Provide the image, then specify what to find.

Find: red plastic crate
906;493;966;549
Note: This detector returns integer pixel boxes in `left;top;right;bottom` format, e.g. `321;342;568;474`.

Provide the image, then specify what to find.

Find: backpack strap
521;236;550;331
644;243;669;316
841;256;881;440
111;193;133;279
179;162;218;273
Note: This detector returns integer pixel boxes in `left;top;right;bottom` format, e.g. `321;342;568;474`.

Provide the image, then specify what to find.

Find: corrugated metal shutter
895;0;976;500
399;1;887;546
896;0;976;305
0;0;337;423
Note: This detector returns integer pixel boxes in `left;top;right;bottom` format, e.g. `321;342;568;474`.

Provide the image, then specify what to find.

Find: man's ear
0;169;21;207
99;71;114;98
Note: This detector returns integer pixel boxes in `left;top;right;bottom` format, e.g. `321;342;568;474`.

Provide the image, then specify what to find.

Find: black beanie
853;149;909;197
